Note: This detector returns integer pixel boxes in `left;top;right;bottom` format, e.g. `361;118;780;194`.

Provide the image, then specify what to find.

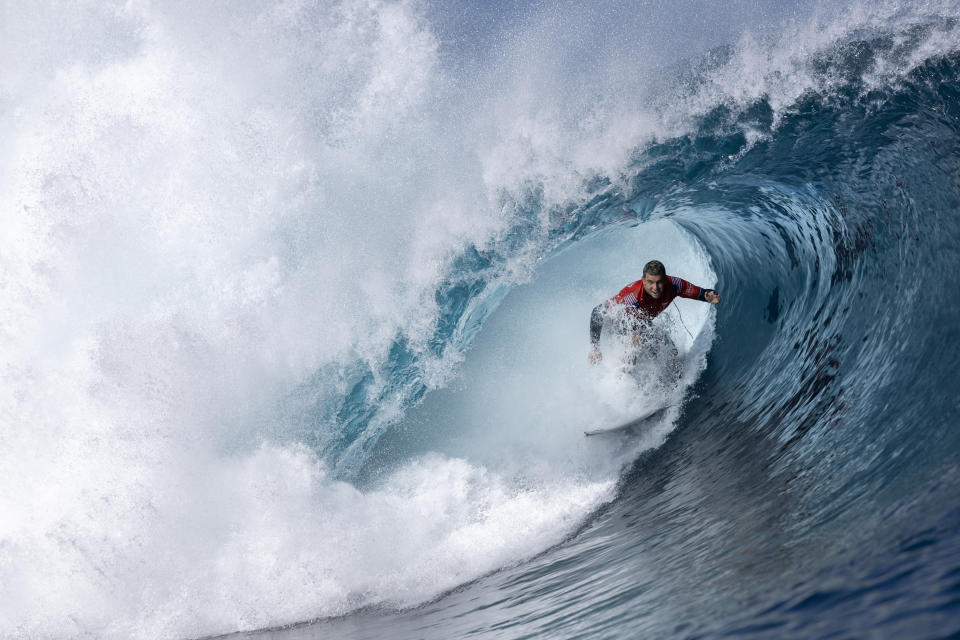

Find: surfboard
584;405;673;437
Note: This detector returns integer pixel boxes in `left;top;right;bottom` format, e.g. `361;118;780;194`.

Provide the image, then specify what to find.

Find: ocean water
2;1;960;639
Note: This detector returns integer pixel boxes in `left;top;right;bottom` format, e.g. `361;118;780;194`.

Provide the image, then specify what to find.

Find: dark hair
643;260;666;276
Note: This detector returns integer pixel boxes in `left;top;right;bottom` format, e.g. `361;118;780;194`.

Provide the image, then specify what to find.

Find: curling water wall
294;11;960;638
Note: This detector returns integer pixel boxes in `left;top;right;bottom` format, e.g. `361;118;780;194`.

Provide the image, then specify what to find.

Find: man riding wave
589;260;720;365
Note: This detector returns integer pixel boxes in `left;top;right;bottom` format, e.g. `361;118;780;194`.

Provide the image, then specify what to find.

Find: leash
675;305;695;340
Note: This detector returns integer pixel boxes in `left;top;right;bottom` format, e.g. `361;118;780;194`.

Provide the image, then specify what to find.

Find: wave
2;1;960;638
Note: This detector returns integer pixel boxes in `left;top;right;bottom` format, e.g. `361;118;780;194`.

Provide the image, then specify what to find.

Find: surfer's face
642;273;666;298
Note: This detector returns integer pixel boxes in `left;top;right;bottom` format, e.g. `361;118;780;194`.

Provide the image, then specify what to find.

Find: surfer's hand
588;347;602;364
705;290;721;304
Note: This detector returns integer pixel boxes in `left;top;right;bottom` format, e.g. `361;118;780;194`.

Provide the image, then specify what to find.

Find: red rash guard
590;275;715;346
610;275;706;319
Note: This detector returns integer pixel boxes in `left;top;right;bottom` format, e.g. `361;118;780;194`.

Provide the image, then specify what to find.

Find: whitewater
2;1;960;638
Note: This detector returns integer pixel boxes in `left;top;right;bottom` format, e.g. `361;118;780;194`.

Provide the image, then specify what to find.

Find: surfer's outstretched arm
701;289;721;304
672;276;721;304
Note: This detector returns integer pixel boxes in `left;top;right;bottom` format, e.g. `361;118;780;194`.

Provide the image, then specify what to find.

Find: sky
423;0;834;69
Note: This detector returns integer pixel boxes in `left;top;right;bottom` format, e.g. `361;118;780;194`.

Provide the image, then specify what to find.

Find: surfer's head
642;260;666;299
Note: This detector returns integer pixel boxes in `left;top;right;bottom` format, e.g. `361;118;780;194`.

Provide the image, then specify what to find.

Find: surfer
588;260;720;364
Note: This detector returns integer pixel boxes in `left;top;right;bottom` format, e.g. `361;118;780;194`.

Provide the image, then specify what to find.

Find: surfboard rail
584;405;674;436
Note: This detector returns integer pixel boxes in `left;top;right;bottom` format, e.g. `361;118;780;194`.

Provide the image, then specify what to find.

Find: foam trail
0;2;501;636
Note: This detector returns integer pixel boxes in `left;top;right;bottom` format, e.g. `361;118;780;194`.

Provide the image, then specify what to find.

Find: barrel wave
2;2;960;639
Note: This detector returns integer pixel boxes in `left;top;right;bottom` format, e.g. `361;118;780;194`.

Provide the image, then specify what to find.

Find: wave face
3;2;960;639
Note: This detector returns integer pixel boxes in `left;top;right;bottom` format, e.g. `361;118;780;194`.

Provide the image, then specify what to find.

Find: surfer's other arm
588;304;605;363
